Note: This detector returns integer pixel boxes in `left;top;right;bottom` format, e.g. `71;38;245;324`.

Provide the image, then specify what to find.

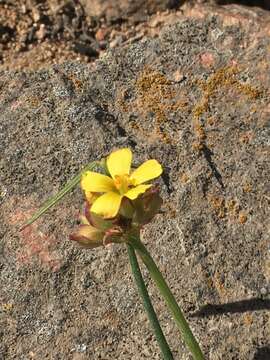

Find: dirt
1;0;270;71
0;0;180;71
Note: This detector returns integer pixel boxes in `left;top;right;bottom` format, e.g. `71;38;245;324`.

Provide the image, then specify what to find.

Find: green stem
130;236;204;360
127;244;174;360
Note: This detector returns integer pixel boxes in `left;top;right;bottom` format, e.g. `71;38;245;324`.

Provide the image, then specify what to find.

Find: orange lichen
206;117;216;126
28;96;41;108
213;271;227;299
134;67;188;144
226;199;240;217
243;313;253;326
179;173;190;184
209;196;226;219
235;83;261;99
66;74;84;91
208;195;248;222
201;67;260;98
192;100;208;119
192;66;263;150
192;141;204;152
242;183;252;193
164;200;177;218
194;120;206;141
239;131;253;144
136;67;173;123
2;303;13;312
238;212;248;224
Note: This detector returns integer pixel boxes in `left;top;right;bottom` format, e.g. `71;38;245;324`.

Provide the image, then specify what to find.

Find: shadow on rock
202;144;225;190
195;1;270;11
192;298;270;317
253;346;270;360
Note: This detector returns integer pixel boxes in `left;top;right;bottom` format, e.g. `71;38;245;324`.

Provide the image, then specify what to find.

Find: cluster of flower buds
70;186;162;249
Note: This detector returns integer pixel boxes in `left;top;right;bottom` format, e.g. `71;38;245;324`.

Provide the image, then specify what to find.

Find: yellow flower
81;148;163;218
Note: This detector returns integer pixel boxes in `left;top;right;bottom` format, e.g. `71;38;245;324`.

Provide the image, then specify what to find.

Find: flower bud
132;187;162;225
70;203;124;249
119;198;135;219
84;202;114;231
70;225;104;249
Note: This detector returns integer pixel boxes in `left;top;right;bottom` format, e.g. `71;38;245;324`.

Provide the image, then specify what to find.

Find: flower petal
125;184;152;200
81;171;115;193
106;148;132;178
85;202;115;231
85;191;99;204
91;192;123;218
130;159;162;185
70;225;104;249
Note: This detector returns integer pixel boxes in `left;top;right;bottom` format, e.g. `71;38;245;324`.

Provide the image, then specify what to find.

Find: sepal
132;187;162;225
70;224;104;249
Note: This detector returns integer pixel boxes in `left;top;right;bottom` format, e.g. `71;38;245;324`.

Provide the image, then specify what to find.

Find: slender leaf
20;161;97;230
127;243;174;360
130;236;205;360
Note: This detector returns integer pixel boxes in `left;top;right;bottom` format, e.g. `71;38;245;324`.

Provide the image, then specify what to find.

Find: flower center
114;174;134;195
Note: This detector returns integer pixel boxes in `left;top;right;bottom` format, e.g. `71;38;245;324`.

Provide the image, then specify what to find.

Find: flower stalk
127;243;174;360
129;235;205;360
22;148;204;360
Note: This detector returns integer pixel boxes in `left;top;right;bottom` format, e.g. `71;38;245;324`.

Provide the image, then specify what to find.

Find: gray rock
0;6;269;360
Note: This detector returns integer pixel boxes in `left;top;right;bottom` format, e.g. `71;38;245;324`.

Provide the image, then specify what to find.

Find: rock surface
80;0;180;20
0;4;269;360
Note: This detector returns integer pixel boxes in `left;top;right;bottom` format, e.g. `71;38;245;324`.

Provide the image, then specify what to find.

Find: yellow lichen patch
135;67;188;144
208;195;226;219
192;141;204;152
27;95;42;108
179;173;190;184
208;195;248;222
235;83;261;99
206;116;216;126
136;67;173;123
238;211;248;224
2;303;13;312
213;271;227;300
192;66;262;149
200;66;260;98
65;74;84;92
164;200;177;218
227;199;249;224
242;183;252;193
226;199;240;217
243;313;253;326
239;131;253;144
192;99;209;119
193;120;206;141
136;69;172;93
193;66;262;121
